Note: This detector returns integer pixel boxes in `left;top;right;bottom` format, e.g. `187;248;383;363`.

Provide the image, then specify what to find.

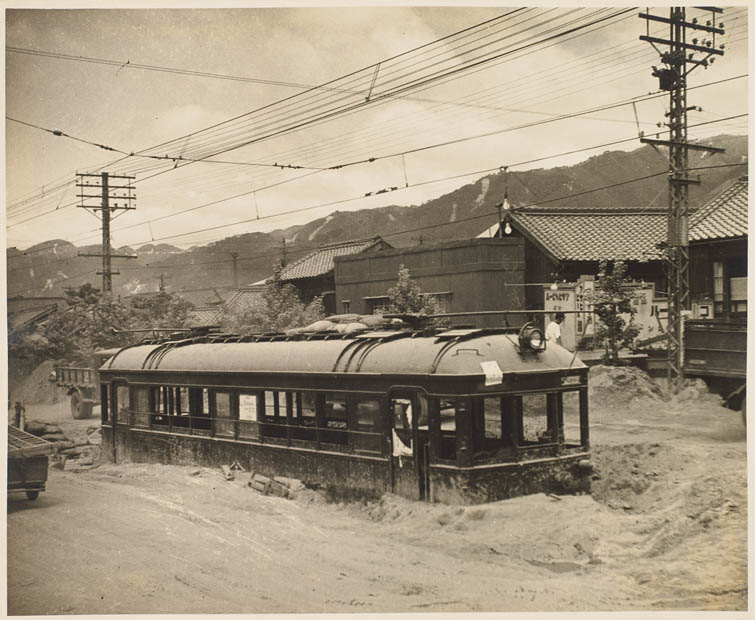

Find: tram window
482;398;502;439
239;393;260;421
561;391;581;445
150;387;168;425
188;388;209;415
100;385;109;423
132;387;150;427
176;387;190;415
214;391;235;438
353;399;382;453
522;394;548;443
263;392;285;421
299;392;317;424
116;385;130;423
439;400;456;432
324;393;347;429
133;387;150;412
239;392;261;440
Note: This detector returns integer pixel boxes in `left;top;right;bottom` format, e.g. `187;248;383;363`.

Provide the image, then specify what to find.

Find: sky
3;3;750;253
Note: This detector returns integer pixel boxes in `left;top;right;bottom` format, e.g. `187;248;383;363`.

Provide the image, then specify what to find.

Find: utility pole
153;274;166;292
639;7;725;390
230;252;239;289
76;172;137;295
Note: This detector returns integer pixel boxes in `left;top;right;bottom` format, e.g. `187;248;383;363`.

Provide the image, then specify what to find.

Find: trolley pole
639;7;725;391
76;172;138;295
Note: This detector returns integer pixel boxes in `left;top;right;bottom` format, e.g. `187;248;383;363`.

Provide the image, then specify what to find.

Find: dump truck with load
54;348;120;419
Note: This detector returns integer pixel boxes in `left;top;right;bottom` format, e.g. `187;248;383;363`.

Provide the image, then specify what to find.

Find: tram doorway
390;392;430;501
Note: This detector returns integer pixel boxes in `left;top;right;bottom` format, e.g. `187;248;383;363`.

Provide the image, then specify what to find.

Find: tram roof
101;329;586;377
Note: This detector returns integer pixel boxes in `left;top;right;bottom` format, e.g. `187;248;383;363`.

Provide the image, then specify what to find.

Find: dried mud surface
7;365;748;613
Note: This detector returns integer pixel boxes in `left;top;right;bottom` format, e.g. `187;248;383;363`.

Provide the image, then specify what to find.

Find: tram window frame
132;386;151;427
324;393;348;429
212;390;236;438
100;384;110;424
115;384;130;424
238;391;262;440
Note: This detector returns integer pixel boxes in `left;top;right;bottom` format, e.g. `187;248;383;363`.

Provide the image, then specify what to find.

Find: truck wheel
25;491;39;500
70;392;93;419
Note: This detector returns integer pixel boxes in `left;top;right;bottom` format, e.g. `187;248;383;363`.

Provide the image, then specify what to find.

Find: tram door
390;392;430;501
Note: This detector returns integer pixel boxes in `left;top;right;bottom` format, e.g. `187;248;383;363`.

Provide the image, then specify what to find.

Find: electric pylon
639;7;726;390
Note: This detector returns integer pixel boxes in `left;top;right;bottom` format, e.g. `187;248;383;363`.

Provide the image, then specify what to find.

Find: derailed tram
97;321;591;504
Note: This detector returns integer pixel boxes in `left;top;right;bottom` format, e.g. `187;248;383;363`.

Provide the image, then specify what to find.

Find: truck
8;424;54;500
683;318;747;421
54;348;121;419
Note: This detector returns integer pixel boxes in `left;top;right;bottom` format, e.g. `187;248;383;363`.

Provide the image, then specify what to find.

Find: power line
9;160;746;296
73;115;753;248
8;15;748;224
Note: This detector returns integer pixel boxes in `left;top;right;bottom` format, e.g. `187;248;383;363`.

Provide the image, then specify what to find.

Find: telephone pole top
76;172;137;295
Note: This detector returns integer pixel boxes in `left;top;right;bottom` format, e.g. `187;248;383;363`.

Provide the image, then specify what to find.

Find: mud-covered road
7;378;747;614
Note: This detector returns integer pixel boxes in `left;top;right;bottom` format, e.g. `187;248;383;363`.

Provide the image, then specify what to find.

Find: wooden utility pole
639;7;725;390
76;172;137;295
230;252;239;289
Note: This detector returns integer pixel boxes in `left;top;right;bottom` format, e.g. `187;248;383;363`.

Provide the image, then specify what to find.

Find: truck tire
70;391;93;419
25;491;39;500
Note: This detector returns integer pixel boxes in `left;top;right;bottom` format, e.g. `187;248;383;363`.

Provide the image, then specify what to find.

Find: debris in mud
248;472;302;499
23;419;100;470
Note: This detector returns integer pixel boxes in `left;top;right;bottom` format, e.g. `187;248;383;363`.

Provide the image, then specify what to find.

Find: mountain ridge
7;134;747;306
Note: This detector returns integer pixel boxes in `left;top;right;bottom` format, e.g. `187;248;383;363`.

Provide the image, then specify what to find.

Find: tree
386;265;442;315
43;293;132;363
129;290;194;329
588;260;641;365
220;262;325;335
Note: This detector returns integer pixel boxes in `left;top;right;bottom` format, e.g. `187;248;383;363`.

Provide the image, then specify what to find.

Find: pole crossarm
76;171;137;295
638;12;725;35
639;36;725;56
640;137;726;153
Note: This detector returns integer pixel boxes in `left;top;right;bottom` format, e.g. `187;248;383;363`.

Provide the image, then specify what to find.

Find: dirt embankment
8;358;65;406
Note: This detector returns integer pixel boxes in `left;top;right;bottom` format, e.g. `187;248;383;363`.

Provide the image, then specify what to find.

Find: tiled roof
186;307;221;327
478;208;667;262
689;176;748;241
280;237;388;281
224;286;265;313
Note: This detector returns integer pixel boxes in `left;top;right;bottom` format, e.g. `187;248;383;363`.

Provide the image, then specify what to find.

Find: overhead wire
7;13;752;240
7;9;744;220
8;7;748;218
8;159;747;295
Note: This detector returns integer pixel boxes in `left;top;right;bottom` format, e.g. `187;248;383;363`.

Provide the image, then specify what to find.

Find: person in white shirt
545;312;565;346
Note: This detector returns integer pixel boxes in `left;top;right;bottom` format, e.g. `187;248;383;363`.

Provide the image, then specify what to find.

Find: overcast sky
4;4;749;252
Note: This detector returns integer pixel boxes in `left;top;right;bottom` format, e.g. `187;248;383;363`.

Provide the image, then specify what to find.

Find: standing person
546;312;565;346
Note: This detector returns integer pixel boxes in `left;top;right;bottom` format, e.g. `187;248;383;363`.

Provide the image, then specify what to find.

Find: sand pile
588;364;666;408
9;360;64;406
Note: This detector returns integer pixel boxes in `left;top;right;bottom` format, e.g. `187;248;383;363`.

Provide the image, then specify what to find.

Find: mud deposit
7;365;748;613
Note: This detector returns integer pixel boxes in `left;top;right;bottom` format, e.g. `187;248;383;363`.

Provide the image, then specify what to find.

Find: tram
97;320;592;504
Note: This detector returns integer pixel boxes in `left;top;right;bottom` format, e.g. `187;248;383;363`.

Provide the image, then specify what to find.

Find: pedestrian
546;312;565;346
